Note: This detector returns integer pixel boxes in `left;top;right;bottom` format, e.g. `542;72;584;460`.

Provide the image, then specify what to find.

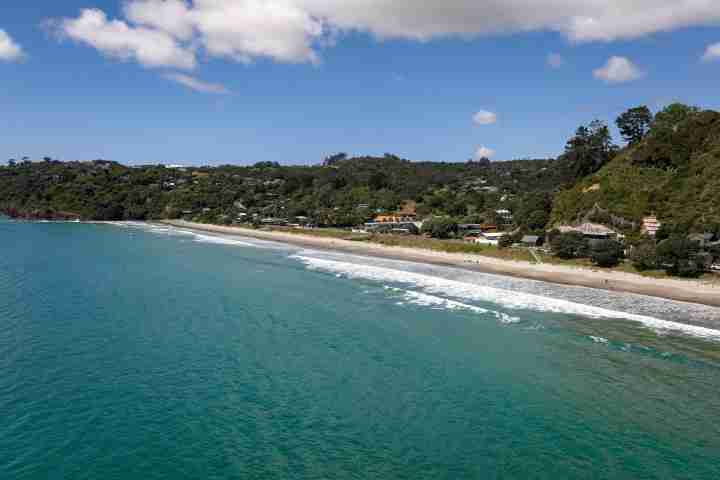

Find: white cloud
54;1;720;69
164;73;230;94
0;29;24;61
57;8;196;69
474;146;495;159
191;0;323;64
473;110;497;125
124;0;194;40
593;56;644;84
702;42;720;62
547;52;563;68
297;0;720;43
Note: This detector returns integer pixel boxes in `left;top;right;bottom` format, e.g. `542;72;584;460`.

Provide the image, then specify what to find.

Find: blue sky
1;1;719;166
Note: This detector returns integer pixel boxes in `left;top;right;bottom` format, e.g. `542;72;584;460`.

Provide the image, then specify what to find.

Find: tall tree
616;105;652;145
651;103;699;133
558;120;617;181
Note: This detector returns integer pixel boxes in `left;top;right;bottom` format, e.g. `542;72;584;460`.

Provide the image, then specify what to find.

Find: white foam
292;255;720;341
189;233;255;247
105;222;258;247
385;287;519;323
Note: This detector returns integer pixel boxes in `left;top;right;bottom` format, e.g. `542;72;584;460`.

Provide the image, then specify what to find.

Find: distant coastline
159;220;720;308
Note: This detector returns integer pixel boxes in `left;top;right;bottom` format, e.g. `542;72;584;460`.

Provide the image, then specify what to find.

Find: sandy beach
160;220;720;308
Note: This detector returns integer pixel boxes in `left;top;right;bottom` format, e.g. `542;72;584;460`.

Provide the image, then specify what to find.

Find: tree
651;103;699;134
590;239;624;267
557;120;617;181
551;232;589;259
657;236;702;277
421;216;458;239
630;242;658;271
616;106;652;145
323;152;348;166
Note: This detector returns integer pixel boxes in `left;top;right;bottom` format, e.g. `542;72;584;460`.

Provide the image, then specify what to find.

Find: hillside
551;109;720;233
0;155;560;226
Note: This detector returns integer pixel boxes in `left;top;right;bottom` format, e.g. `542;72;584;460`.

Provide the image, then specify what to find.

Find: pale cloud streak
593;56;644;84
0;29;24;61
164;73;230;94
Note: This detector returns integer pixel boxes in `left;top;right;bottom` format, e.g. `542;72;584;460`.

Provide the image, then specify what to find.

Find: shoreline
159;220;720;308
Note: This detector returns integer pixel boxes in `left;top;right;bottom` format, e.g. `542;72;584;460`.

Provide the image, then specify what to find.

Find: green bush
657;236;703;277
551;232;589;259
629;242;658;271
590;239;624;267
421;216;458;239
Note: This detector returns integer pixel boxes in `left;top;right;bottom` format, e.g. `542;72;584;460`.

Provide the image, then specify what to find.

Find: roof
482;232;507;239
688;233;715;242
556;222;617;236
521;235;541;243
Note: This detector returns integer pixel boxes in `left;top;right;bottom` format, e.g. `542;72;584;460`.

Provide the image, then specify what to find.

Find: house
520;235;542;247
458;224;485;236
495;209;513;224
472;232;507;246
261;217;288;226
688;233;715;246
373;213;417;224
641;215;661;237
557;222;619;240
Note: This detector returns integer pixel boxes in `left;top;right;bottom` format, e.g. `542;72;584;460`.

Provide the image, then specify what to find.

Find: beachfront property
688;233;715;247
556;222;621;240
471;232;507;246
641;215;661;237
520;235;543;247
261;217;289;226
364;206;422;234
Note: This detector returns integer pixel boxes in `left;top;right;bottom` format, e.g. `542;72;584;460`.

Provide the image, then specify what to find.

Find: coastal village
3;104;720;279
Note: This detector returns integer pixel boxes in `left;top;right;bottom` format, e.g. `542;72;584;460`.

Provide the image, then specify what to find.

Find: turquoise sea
2;218;720;479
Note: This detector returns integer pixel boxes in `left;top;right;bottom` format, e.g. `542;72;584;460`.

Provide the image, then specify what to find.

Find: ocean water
2;219;720;479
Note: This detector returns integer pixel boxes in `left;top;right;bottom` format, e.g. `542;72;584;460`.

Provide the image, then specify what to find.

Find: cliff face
551;110;720;232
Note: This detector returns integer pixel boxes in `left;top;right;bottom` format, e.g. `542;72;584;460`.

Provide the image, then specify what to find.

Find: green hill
551;108;720;234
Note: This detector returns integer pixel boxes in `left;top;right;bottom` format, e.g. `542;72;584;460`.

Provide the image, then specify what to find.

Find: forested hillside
0;154;560;227
2;102;718;244
551;105;720;235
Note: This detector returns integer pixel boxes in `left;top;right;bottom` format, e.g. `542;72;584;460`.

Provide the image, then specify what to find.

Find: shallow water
2;220;719;479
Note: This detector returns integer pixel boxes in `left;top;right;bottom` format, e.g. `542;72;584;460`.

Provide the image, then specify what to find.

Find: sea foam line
386;287;520;323
291;255;720;341
106;222;258;247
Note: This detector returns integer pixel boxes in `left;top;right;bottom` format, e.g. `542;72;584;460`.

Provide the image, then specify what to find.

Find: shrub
590;239;624;267
629;242;658;271
551;232;589;259
421;216;458;239
657;236;702;277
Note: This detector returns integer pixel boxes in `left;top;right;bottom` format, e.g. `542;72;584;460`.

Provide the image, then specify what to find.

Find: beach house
556;222;620;240
641;215;661;237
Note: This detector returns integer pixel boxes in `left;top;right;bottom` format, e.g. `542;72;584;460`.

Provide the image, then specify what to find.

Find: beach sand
159;220;720;308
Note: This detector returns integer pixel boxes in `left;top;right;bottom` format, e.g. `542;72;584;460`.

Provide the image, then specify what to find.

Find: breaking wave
292;255;720;341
